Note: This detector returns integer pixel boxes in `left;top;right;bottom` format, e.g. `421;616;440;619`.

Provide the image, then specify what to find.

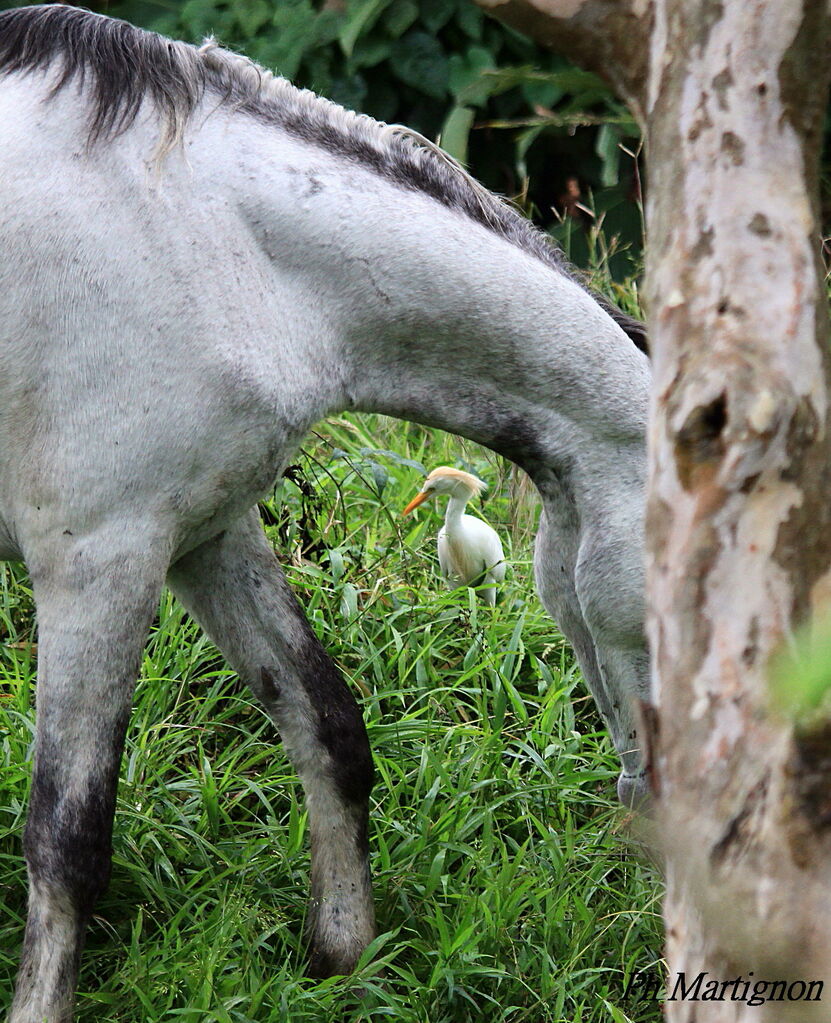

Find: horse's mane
0;4;647;353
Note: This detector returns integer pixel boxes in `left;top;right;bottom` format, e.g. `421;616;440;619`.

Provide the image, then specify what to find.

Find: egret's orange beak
402;490;431;516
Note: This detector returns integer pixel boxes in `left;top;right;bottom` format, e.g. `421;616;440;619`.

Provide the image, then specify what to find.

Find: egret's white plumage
403;466;506;605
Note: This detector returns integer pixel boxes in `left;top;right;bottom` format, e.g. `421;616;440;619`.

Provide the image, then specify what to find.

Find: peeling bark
646;4;831;1009
478;0;831;1018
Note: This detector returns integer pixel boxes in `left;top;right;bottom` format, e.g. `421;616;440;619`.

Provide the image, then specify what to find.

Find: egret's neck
443;494;470;532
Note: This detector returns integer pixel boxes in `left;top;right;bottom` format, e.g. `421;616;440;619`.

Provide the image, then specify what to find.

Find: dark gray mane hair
0;3;648;353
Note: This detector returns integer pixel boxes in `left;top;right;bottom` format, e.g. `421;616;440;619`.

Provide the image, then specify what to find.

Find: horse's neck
192;113;649;489
8;78;649;498
331;196;649;488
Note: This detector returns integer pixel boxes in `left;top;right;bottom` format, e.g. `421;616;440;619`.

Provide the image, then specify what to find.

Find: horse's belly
0;511;22;560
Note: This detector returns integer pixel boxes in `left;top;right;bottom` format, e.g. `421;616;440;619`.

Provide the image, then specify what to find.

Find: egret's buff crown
425;466;487;495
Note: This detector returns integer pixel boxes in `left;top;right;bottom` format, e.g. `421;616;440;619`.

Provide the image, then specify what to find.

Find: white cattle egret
402;466;506;606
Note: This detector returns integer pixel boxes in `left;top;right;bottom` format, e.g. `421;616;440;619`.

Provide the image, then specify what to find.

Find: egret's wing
485;534;506;582
438;516;507;603
461;516;506;576
437;527;456;582
438;525;481;586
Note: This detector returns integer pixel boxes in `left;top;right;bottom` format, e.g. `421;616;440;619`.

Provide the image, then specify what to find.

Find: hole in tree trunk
674;392;728;489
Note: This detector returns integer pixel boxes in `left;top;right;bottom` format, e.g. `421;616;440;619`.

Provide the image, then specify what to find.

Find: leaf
352;928;402;972
476;65;610;101
310;8;344;48
456;2;483;39
348;34;393;71
179;0;224;39
424;848;447;895
595;123;621;187
516;123;547;163
389;32;449;100
448;46;495;105
770;612;831;718
382;0;419;38
439;105;474;165
260;3;323;79
340;0;393;58
356;447;426;473
367;460;389;496
420;0;456;33
328;72;368;111
234;0;272;38
340;582;359;619
328;548;345;582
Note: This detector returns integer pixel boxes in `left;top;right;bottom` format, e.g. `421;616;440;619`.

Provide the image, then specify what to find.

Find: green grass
0;415;663;1022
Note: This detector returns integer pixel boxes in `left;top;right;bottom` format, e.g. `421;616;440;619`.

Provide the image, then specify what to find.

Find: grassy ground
0;415;663;1022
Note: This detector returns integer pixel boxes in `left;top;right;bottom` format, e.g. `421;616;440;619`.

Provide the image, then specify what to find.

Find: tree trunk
478;1;831;1018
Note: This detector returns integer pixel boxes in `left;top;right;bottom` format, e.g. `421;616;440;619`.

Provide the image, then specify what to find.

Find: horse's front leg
534;502;649;806
9;531;167;1023
167;509;375;976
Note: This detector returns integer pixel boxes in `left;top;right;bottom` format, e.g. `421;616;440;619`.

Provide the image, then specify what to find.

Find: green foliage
770;610;831;721
0;413;663;1022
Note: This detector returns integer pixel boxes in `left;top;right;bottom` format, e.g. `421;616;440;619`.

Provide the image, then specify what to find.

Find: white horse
0;6;650;1021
